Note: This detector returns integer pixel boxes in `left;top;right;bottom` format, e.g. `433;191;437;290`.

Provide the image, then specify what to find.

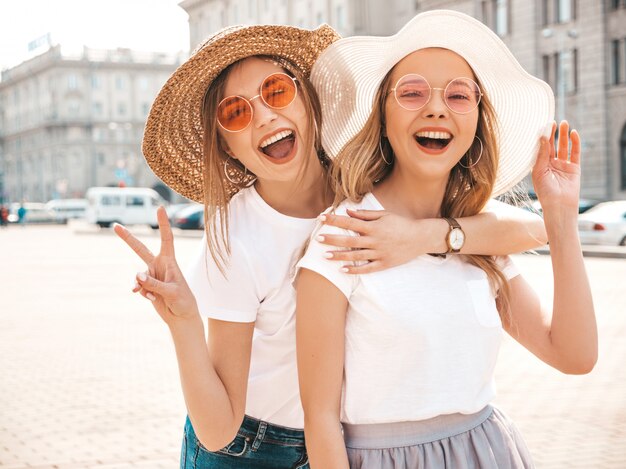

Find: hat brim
143;24;340;203
311;10;554;197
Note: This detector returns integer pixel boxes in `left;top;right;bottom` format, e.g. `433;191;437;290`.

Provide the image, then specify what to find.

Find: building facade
180;0;626;200
0;45;185;203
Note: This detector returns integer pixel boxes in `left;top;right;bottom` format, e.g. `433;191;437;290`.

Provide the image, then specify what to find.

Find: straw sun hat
142;24;340;203
311;10;555;197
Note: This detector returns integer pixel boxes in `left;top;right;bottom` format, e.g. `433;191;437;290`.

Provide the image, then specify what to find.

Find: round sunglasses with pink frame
389;74;483;114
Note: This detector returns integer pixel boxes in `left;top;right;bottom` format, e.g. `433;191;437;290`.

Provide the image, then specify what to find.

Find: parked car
7;202;58;224
45;198;88;223
166;203;195;222
85;187;166;228
171;204;204;230
578;200;626;246
528;198;601;215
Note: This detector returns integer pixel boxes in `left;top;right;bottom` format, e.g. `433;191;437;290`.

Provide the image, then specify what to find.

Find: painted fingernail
318;214;327;222
146;292;156;301
316;235;325;242
340;267;349;273
137;272;147;282
133;282;140;290
324;252;334;259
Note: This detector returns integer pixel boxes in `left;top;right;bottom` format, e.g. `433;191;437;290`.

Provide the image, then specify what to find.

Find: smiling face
384;48;479;182
217;57;314;185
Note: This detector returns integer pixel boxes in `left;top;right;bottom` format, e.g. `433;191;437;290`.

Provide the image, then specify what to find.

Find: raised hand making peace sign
114;206;199;325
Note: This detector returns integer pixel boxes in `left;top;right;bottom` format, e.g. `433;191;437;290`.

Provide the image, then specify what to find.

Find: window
557;49;577;93
557;0;574;23
336;5;344;29
542;54;553;88
68;74;78;90
543;0;576;24
102;195;121;206
495;0;509;36
93;102;103;116
142;103;150;116
126;196;144;207
91;75;101;89
115;76;125;90
621;124;626;190
612;39;623;85
117;103;127;116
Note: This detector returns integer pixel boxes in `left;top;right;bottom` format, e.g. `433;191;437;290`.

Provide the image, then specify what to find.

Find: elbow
192;418;243;453
195;430;235;453
558;354;598;375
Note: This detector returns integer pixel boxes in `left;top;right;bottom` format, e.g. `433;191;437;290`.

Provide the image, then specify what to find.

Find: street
1;224;625;468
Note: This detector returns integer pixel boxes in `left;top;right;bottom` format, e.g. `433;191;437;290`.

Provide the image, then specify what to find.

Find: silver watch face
449;227;465;250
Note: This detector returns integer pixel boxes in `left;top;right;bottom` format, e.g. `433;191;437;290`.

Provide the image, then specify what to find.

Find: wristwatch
444;217;465;253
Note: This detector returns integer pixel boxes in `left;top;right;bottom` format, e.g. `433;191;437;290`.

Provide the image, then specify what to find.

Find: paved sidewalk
1;225;624;468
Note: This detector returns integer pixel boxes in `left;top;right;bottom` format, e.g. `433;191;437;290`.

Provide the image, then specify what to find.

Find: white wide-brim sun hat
311;9;555;197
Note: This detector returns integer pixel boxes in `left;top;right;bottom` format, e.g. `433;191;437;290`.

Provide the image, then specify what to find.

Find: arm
296;269;350;469
317;203;547;274
502;121;596;374
114;207;253;451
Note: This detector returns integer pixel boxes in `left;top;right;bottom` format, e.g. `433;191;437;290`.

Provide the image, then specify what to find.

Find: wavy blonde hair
331;67;512;325
201;55;330;275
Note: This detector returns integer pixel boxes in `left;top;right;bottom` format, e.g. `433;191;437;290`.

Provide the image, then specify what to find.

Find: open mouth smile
414;130;453;153
258;129;297;164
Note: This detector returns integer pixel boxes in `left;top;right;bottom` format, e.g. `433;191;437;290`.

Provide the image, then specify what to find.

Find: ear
218;135;237;160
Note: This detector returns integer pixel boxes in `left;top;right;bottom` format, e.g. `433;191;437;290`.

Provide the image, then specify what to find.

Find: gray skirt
344;405;533;469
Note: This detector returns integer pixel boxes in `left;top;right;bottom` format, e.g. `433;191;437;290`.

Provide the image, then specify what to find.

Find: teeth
415;131;452;139
260;130;293;149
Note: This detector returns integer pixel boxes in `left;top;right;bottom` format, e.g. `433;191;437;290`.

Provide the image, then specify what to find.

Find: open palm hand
531;121;581;214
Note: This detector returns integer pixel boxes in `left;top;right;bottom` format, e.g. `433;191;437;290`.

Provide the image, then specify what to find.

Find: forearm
458;208;547;254
416;209;547;256
543;210;597;373
169;317;241;450
304;415;349;469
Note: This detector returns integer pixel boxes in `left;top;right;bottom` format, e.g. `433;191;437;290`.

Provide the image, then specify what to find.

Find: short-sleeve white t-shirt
297;193;519;425
185;186;317;429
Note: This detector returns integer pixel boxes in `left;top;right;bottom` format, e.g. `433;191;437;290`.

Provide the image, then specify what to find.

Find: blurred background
1;0;626;242
1;1;625;468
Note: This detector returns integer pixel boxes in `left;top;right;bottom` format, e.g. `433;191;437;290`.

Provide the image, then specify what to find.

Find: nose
251;97;278;128
420;88;449;119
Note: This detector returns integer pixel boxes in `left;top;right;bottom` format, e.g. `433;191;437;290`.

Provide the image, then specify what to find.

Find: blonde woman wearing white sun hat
113;19;551;469
296;10;597;469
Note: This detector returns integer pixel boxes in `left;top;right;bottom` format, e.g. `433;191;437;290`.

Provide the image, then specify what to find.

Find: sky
0;0;189;70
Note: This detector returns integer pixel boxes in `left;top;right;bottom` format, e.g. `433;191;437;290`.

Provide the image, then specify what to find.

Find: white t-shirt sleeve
185;235;259;323
296;218;357;300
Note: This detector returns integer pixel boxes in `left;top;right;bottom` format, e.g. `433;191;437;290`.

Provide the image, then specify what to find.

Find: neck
255;161;332;218
373;167;449;219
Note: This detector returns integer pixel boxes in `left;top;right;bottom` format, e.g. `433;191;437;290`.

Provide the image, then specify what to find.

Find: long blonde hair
331;67;512;325
201;55;330;275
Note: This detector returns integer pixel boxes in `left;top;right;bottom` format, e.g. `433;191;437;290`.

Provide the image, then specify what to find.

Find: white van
45;198;88;223
85;187;166;228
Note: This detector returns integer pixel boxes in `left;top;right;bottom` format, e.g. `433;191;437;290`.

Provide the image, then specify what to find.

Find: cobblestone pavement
1;225;624;468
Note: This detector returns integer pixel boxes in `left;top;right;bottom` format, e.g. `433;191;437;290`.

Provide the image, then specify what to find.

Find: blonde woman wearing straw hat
112;22;550;468
296;10;597;469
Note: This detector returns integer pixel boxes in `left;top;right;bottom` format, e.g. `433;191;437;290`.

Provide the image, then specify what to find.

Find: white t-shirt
185;186;317;429
297;193;519;425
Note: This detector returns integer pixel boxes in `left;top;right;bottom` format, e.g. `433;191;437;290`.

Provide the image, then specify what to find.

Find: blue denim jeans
181;415;309;469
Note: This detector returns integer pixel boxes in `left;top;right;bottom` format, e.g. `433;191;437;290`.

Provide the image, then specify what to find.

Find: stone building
180;0;626;200
0;45;185;203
